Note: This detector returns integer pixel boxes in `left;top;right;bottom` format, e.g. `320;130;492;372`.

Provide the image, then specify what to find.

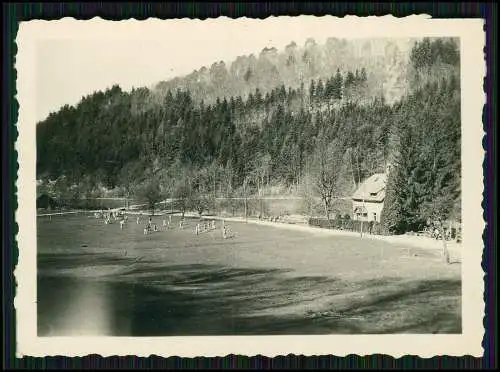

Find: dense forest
153;37;412;107
36;37;461;234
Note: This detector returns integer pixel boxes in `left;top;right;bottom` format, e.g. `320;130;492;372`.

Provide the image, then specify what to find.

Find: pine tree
316;79;324;101
279;84;287;102
333;69;343;100
381;113;426;233
248;92;255;108
323;77;334;100
343;71;356;100
360;67;367;82
345;71;355;88
309;79;316;101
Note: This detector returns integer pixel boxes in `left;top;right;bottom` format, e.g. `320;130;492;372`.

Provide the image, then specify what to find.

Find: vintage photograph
16;16;485;357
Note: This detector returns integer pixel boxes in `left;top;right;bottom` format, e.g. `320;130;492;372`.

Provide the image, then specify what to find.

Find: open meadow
37;212;461;336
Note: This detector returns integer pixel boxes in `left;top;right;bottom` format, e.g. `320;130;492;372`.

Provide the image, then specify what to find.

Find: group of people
96;209;127;228
142;214;185;234
193;219;234;239
97;209;236;240
266;214;288;223
221;220;234;239
142;216;165;235
162;215;173;228
195;220;216;235
139;215;192;235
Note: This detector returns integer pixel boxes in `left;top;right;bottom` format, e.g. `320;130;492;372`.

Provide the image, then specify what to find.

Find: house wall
352;200;384;222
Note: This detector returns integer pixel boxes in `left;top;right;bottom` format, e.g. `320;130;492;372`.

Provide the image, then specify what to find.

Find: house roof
352;173;387;202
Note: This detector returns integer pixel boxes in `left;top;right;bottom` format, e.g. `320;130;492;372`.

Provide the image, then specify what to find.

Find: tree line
37;38;460;235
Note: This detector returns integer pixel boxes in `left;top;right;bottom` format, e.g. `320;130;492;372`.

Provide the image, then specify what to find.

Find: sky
31;16;424;123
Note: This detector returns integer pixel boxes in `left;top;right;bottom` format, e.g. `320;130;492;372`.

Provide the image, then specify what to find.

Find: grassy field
37;212;461;336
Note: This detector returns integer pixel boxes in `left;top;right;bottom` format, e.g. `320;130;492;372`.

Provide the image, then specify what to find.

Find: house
352;173;387;223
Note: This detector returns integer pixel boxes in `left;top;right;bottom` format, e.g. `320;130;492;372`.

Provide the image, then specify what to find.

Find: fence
37;210;98;220
40;197;133;211
174;197;307;218
308;217;390;236
39;196;352;222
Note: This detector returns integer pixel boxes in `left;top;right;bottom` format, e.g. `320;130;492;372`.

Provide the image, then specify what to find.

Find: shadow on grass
38;261;461;336
338;278;462;334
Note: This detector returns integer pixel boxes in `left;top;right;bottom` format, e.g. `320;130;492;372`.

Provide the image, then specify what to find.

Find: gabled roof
352;173;387;202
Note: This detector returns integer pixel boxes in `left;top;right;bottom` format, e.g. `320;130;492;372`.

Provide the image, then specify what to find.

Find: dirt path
176;212;462;261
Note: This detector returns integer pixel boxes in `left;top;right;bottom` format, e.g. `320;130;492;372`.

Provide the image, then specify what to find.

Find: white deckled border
14;15;486;358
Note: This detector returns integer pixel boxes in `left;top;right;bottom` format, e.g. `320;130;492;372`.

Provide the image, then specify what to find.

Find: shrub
308;217;390;235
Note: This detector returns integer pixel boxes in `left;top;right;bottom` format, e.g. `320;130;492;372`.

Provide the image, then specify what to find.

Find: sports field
37;212;461;336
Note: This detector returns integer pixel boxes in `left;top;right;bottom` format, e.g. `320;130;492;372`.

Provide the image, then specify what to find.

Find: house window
370;192;377;196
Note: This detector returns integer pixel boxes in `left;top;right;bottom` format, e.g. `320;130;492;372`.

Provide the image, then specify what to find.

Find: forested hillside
153;38;412;107
36;37;460;234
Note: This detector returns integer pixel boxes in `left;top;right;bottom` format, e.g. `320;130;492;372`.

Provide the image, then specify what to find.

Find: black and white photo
15;16;485;357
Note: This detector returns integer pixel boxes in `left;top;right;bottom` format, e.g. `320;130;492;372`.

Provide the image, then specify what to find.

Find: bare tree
220;161;234;198
308;139;343;221
191;167;216;217
252;153;272;194
138;178;163;216
158;168;175;213
172;169;195;218
242;176;251;221
420;195;455;264
206;160;222;199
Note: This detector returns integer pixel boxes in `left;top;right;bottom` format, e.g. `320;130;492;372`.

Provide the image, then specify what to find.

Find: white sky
30;16;428;122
